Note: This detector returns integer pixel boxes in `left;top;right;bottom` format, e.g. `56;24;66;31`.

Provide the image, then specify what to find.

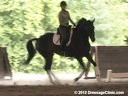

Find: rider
58;1;76;51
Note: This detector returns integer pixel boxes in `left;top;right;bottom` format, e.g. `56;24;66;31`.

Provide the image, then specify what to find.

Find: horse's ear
83;18;87;20
92;18;95;22
81;18;87;21
81;18;86;21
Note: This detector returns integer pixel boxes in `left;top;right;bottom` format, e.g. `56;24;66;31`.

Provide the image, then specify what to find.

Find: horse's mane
75;18;87;33
76;18;92;27
76;18;93;32
76;18;86;29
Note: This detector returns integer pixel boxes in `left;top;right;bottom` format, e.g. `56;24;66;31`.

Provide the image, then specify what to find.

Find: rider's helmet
60;1;67;7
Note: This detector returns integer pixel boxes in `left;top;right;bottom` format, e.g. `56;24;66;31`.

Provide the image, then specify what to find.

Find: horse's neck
72;30;89;44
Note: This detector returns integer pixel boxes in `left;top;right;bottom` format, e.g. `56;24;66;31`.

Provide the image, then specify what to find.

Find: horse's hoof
84;77;87;79
51;81;61;85
74;77;80;82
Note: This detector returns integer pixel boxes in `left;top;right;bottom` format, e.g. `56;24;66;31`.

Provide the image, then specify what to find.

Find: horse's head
76;18;95;42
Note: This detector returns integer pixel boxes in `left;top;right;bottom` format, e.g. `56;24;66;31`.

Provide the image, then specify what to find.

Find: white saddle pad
53;30;73;46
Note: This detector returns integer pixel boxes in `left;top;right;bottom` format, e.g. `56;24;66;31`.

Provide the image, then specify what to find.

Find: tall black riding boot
61;41;66;51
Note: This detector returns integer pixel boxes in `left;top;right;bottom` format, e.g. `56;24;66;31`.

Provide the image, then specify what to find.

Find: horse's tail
24;38;38;64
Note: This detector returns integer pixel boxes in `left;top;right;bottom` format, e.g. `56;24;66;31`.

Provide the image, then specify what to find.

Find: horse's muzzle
91;38;95;42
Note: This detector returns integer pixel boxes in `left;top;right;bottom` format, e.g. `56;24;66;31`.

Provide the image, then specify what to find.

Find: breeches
59;26;70;45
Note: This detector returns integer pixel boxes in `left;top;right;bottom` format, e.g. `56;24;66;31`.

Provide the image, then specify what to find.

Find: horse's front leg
74;70;85;82
74;57;87;82
86;54;100;81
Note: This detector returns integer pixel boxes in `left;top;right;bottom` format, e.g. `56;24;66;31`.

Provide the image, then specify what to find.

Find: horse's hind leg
43;54;60;84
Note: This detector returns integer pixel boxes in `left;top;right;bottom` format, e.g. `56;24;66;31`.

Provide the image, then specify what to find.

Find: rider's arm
68;12;76;26
69;18;76;26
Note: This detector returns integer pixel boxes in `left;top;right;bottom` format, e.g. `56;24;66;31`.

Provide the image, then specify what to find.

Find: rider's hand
73;23;76;27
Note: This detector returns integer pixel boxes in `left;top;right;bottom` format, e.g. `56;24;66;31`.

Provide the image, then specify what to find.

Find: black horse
25;18;99;84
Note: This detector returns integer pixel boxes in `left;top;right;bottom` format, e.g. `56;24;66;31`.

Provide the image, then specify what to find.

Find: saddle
53;27;74;46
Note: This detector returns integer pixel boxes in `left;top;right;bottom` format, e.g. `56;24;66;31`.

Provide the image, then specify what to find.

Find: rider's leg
60;27;67;51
